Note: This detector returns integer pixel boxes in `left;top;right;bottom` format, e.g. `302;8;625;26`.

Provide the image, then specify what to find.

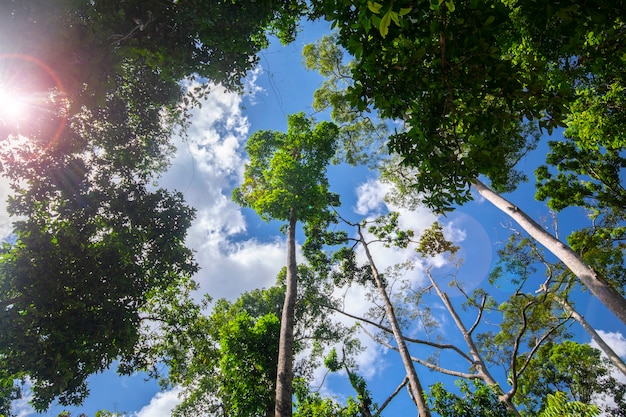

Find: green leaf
445;0;455;12
367;1;383;14
390;11;401;27
380;10;392;38
399;7;412;16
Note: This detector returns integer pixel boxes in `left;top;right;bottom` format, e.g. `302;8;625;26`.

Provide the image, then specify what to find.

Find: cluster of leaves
311;0;625;211
515;341;626;416
233;112;339;223
428;380;516;417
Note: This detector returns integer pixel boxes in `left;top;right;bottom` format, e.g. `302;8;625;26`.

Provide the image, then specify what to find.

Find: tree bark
357;224;431;417
556;295;626;377
274;209;297;417
472;179;626;326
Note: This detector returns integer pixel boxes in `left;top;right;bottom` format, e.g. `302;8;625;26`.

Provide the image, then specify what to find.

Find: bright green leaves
539;392;600;417
365;1;412;38
233;112;339;224
367;1;383;14
516;341;625;415
428;380;515;417
219;312;281;417
429;0;456;12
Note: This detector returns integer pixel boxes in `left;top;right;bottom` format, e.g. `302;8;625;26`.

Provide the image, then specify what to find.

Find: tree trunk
357;224;431;417
426;269;521;416
275;209;297;417
556;295;626;377
472;179;626;326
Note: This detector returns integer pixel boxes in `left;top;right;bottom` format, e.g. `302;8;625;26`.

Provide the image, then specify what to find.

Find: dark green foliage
311;0;625;210
0;187;197;410
0;0;311;412
1;0;305;105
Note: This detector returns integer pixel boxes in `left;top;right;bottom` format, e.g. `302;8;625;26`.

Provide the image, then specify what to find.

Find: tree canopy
0;0;306;412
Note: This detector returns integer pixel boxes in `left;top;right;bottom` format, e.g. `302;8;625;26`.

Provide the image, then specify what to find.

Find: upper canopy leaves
313;0;625;210
233;112;339;223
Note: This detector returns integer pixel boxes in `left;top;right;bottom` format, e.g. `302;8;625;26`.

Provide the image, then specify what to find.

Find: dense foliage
0;0;306;412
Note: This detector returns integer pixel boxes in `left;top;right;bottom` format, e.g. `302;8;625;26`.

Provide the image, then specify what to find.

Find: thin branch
321;301;473;362
361;325;481;380
375;377;408;416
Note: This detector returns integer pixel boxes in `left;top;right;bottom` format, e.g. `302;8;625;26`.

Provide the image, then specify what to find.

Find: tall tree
336;213;431;416
233;113;339;417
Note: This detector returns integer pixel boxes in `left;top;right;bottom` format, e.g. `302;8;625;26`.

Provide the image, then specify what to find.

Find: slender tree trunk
426;269;521;416
472;179;626;326
357;225;431;417
555;295;626;377
275;209;297;417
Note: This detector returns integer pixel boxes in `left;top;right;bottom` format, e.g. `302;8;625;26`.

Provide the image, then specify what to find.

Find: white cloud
354;179;389;216
12;382;35;417
592;330;626;359
155;78;295;301
132;387;183;417
589;330;626;415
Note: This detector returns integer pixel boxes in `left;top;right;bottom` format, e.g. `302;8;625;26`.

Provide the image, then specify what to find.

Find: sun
0;86;27;124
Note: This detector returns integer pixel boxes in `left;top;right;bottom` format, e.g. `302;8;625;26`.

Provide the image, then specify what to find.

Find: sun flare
0;86;26;124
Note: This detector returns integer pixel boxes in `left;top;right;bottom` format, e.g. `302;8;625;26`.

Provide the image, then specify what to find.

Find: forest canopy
0;1;624;416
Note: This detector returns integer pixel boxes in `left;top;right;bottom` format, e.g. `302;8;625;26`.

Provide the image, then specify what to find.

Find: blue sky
9;18;626;417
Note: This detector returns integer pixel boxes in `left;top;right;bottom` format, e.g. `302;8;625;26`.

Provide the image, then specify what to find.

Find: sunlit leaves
233;113;339;223
428;380;515;417
516;341;624;416
416;222;459;258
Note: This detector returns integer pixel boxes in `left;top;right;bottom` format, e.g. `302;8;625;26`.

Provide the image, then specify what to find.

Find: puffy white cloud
132;387;183;417
155;79;295;301
593;330;626;359
354;179;390;216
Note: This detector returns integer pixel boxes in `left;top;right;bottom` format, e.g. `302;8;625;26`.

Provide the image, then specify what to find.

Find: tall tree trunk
472;179;626;326
357;224;431;417
275;209;297;417
426;269;521;416
555;295;626;377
